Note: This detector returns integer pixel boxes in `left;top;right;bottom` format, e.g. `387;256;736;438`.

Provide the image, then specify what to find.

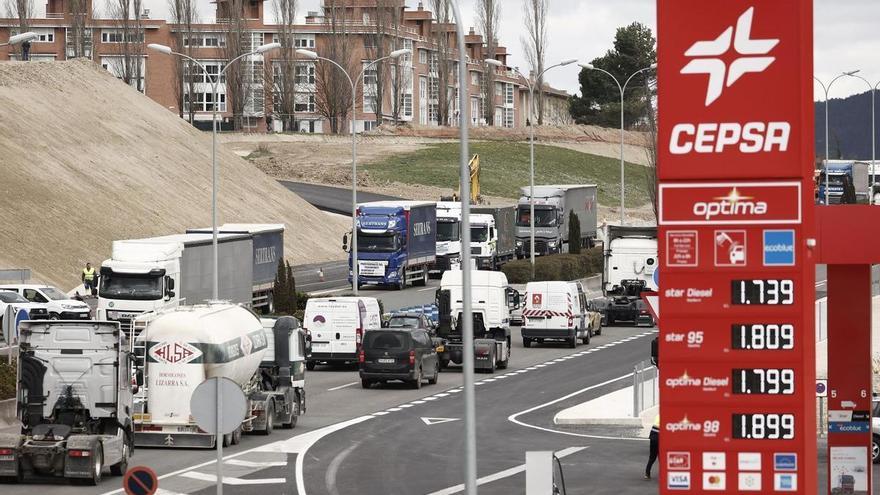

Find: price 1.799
733;368;795;395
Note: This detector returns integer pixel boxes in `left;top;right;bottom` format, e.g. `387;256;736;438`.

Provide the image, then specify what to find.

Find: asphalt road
279;181;401;216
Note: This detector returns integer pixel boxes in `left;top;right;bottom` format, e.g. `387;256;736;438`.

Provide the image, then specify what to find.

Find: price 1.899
733;413;795;440
731;279;794;305
731;324;795;350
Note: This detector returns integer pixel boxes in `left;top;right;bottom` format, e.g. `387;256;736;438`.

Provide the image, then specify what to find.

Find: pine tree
569;211;582;254
273;259;289;314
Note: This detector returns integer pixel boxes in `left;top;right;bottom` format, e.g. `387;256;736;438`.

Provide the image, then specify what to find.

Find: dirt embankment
0;60;347;290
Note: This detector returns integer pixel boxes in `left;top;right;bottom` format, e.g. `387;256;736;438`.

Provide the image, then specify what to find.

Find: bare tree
221;0;252;130
106;0;145;92
521;0;548;124
4;0;33;59
315;0;355;134
67;0;91;58
477;0;499;125
272;0;297;130
429;0;452;126
168;0;198;120
364;0;389;123
383;2;408;124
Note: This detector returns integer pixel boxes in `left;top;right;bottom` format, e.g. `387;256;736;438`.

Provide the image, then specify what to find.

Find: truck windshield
358;233;398;253
471;226;489;243
99;273;163;300
437;220;460;242
517;207;557;227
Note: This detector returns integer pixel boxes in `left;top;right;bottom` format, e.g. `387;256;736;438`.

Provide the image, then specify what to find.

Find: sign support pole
216;376;223;495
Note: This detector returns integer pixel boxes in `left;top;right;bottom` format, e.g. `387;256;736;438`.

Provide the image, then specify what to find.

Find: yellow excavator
453;154;483;204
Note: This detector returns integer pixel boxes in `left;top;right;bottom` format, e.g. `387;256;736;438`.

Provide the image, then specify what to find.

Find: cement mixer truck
130;304;307;448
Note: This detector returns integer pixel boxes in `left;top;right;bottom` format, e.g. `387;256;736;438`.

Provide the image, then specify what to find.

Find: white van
521;281;589;348
0;284;91;320
303;297;381;369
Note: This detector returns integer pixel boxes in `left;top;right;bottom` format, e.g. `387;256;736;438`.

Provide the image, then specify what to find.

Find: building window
362;12;371;24
363;61;378;113
184;91;227;112
101;29;144;43
184;34;226;47
402;39;413;64
494;106;503;127
470;71;480;87
495;82;502;96
294;63;315;85
294;93;315;113
505;83;514;106
363;120;377;131
419;49;427;65
101;56;145;92
184;61;226;84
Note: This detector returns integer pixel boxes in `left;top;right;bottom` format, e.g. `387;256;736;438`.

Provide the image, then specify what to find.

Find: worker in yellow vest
645;413;660;479
82;262;97;296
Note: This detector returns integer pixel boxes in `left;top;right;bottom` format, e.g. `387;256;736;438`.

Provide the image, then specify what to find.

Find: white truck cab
469;214;497;270
434;201;462;275
605;237;658;293
0;284;90;320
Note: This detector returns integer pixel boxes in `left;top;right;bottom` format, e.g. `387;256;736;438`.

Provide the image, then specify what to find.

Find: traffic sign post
657;1;815;493
191;377;248;495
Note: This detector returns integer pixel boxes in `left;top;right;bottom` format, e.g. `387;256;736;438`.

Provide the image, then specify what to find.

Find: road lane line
327;381;360;391
508;373;647;442
181;472;285;485
226;459;287;468
424;446;588;495
326;442;360;495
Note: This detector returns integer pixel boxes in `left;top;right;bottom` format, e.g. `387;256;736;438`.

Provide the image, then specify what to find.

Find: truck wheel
261;402;275;435
411;367;423;389
582;329;591;345
85;446;103;485
873;435;879;464
522;338;532;348
439;359;450;370
415;269;428;286
306;361;316;371
595;324;602;336
232;426;243;442
361;378;372;389
109;436;130;476
568;337;577;349
222;432;232;447
282;411;297;429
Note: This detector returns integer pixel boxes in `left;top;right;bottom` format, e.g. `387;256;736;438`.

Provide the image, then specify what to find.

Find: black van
359;328;439;389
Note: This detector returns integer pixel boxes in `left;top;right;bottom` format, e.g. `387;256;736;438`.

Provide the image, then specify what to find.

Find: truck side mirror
166;290;175;300
166;276;175;291
342;233;350;253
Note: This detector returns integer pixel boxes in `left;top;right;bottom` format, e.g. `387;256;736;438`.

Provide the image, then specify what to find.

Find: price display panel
657;1;815;492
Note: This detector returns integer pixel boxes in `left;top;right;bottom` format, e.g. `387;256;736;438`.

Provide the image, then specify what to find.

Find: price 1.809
731;324;795;350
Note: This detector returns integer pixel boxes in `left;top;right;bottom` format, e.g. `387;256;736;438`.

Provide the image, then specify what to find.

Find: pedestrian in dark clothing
645;414;659;479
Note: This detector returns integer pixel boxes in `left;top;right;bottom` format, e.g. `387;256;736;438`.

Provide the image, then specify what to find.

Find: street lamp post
845;73;879;205
295;48;411;295
580;63;656;225
149;42;281;303
814;71;858;205
486;58;577;279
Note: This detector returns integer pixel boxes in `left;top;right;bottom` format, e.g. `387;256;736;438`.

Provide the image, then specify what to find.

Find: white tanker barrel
142;304;268;424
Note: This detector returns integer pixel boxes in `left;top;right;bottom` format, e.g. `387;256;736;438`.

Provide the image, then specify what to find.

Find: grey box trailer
515;185;599;256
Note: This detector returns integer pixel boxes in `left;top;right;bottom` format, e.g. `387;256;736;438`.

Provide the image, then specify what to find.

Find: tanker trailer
130;304;301;448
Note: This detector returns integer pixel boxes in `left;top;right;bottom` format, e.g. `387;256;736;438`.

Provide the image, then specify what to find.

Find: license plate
377;358;395;364
312;342;329;348
0;455;14;461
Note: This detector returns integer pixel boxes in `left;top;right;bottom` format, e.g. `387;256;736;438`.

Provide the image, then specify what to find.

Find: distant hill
815;91;880;160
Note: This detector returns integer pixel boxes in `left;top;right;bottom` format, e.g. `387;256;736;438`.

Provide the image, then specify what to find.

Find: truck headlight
549;240;558;247
61;303;80;310
516;240;523;246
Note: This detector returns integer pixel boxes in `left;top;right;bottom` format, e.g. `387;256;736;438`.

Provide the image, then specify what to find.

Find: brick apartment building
0;0;571;133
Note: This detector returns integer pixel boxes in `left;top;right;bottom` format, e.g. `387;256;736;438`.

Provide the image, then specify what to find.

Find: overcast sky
130;0;879;100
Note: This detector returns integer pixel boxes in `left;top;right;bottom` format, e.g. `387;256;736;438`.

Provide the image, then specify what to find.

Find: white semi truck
130;304;306;448
97;224;284;333
0;321;133;485
435;270;520;373
470;206;517;271
591;225;658;326
432;201;462;276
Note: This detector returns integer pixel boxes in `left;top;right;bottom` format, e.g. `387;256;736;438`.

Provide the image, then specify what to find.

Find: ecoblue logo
763;230;795;266
828;422;870;433
773;453;797;471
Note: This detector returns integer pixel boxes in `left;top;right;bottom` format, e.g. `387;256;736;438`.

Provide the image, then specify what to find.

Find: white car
0;284;90;320
872;397;879;464
0;290;50;323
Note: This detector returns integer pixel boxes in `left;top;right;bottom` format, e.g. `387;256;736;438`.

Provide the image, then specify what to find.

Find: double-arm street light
844;72;880;205
486;57;577;278
814;70;859;205
148;41;281;302
1;31;38;48
295;48;411;295
580;63;657;225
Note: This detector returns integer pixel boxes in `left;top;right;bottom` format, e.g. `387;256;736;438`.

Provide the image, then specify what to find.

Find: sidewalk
553;385;657;436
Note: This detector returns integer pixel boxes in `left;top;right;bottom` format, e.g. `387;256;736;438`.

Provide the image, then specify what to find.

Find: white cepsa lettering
669;122;790;154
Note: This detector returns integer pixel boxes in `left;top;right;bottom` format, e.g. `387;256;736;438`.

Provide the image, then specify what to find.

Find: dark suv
360;328;439;389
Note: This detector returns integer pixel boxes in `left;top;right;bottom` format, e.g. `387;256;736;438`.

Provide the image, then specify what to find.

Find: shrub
0;359;15;400
569;211;582;254
501;247;603;284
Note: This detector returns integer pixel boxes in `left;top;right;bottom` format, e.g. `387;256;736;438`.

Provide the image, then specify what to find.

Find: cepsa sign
657;1;815;494
657;2;813;180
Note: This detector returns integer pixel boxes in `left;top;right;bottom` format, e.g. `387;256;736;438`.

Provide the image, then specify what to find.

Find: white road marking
412;400;427;404
387;407;403;411
434;393;449;398
425;446;589;495
418;286;438;292
399;404;414;408
374;411;389;415
326;442;360;495
448;389;462;393
420;417;461;426
327;381;360;391
508;373;646;442
226;459;287;468
423;396;438;400
181;472;285;485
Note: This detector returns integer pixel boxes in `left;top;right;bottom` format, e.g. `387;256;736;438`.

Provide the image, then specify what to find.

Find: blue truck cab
815;160;870;204
350;201;437;290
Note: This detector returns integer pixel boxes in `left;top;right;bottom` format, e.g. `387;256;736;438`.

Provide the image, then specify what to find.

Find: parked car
872;396;879;464
359;327;440;389
0;284;90;320
0;291;50;325
386;312;435;331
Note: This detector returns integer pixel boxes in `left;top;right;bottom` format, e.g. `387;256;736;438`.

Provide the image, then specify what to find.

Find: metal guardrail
633;359;658;418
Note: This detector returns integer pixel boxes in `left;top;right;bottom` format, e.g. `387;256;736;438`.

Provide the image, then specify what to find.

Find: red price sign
657;1;815;493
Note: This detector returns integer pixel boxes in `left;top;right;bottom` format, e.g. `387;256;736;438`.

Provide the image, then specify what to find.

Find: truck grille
471;247;481;255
